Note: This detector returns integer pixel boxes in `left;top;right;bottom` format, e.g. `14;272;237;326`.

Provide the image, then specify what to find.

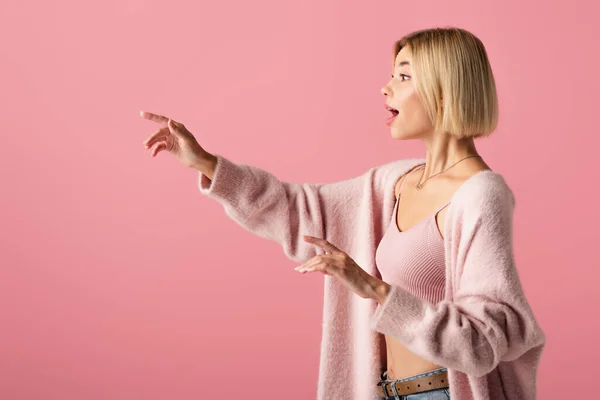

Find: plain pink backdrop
1;0;598;398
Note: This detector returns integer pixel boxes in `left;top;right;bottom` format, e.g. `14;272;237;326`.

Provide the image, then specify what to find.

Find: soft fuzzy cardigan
197;154;546;400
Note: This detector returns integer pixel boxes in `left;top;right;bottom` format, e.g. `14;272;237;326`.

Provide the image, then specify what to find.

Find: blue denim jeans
377;367;450;400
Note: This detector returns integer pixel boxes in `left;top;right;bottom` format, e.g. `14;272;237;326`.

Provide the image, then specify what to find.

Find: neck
420;133;479;180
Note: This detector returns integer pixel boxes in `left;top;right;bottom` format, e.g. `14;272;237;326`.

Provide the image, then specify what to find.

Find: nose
381;86;388;97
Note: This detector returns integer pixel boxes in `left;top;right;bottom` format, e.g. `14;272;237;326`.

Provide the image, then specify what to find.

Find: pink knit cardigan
197;154;546;400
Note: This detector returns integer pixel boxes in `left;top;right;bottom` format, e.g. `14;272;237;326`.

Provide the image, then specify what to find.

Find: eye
390;73;411;81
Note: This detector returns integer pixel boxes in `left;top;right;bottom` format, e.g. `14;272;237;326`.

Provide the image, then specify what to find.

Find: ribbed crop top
375;164;450;305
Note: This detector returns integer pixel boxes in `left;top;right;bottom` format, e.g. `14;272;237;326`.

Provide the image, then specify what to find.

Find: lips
385;104;399;116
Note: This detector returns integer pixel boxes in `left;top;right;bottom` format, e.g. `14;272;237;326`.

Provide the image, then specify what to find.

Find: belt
377;370;448;398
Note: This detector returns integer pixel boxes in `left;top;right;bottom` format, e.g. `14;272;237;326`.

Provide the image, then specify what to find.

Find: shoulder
451;169;516;217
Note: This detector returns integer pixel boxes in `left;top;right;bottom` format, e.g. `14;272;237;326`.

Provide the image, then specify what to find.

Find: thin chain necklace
416;155;482;191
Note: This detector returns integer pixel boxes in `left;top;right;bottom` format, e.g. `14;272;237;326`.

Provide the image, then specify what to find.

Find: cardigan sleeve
197;153;376;264
369;176;546;378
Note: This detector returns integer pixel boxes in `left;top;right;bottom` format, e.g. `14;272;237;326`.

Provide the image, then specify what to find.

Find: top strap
399;164;425;193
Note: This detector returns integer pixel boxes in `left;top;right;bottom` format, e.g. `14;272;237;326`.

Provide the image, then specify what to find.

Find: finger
297;261;322;273
295;257;315;271
140;111;169;125
302;261;329;274
168;118;186;136
151;142;167;157
304;254;330;268
168;119;181;134
143;127;170;148
296;255;333;271
295;260;315;272
303;235;340;254
169;118;183;128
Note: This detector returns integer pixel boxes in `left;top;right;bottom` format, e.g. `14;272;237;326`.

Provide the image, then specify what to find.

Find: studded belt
377;370;449;397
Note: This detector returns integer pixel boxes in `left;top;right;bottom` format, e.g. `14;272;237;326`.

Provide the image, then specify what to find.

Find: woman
141;27;546;400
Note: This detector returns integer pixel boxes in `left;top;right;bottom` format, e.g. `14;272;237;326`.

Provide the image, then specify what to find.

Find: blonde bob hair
393;27;498;139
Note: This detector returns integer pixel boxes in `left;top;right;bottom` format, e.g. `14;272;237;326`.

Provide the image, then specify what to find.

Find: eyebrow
391;61;410;75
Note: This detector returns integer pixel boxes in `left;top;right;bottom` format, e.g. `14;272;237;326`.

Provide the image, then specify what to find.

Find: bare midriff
384;335;444;379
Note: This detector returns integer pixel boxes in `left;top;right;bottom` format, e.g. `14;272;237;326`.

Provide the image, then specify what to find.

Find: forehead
394;47;412;69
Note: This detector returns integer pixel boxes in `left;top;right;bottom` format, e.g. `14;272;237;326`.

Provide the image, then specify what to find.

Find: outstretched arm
196;153;376;264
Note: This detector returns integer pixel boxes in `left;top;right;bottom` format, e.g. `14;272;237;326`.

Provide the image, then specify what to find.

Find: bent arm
370;181;546;377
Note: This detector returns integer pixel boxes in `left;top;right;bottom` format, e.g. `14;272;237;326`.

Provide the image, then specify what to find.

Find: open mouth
386;107;399;126
387;107;399;116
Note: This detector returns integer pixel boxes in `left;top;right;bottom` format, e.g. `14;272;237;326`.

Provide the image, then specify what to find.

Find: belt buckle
379;381;391;398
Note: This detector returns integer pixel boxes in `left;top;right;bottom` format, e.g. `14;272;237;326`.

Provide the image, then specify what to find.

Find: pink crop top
375;164;450;304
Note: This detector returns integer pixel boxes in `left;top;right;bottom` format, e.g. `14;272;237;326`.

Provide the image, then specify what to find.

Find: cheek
397;91;429;125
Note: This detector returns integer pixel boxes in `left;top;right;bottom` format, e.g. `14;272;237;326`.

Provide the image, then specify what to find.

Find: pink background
1;0;598;398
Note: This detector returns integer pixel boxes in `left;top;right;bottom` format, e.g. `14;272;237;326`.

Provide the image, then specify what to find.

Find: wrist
193;152;216;172
371;280;391;305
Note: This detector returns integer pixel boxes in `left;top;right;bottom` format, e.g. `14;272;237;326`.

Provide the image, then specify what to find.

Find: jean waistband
379;367;448;383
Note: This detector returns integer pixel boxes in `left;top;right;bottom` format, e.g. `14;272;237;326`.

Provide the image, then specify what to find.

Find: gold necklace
416;155;482;191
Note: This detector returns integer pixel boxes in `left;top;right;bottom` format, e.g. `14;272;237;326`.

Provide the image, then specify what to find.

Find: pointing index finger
140;111;168;124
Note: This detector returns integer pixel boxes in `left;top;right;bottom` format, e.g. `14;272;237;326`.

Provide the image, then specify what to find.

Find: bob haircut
393;27;498;139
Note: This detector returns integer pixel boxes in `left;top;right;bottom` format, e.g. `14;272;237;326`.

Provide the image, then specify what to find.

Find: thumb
168;119;181;135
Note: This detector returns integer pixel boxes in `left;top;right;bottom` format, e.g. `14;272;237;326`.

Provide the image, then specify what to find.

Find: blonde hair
393;27;498;139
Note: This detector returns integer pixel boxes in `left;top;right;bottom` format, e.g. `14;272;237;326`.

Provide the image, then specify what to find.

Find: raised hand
141;111;210;169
